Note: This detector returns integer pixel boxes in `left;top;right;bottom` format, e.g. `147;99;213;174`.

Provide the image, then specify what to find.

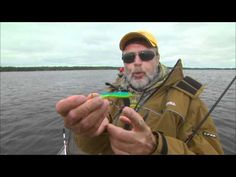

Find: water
0;70;235;154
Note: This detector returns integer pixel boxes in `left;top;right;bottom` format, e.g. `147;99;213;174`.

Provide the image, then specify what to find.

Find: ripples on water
0;70;235;154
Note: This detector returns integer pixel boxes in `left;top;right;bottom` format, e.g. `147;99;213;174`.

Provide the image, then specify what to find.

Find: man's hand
56;93;109;138
107;107;156;155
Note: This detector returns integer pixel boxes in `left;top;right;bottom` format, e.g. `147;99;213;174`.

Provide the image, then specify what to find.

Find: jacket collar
160;59;184;89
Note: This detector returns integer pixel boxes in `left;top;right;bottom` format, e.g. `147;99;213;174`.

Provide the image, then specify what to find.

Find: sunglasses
122;50;156;64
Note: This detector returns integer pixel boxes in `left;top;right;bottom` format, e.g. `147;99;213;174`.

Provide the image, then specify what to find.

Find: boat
57;128;67;155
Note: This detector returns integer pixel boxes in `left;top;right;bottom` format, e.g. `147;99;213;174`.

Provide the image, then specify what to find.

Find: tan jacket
73;60;224;155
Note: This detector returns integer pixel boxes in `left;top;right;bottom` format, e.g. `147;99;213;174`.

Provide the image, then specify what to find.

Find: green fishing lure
100;91;133;99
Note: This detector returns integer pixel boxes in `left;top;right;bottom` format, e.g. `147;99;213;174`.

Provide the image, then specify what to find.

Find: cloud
1;22;235;68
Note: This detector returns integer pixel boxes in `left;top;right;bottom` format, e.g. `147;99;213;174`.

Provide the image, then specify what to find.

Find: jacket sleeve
151;99;224;155
73;132;113;154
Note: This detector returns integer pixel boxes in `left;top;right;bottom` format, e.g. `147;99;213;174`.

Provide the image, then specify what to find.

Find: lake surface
0;70;235;154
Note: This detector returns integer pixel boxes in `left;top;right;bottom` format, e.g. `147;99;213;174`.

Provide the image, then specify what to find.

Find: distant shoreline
0;66;235;72
0;66;119;72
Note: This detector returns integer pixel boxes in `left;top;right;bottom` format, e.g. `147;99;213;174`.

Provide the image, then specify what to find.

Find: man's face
122;43;159;90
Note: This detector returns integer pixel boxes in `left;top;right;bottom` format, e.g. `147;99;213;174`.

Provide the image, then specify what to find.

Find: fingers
119;116;132;125
56;95;87;117
88;100;110;134
93;117;109;136
107;124;132;154
87;93;100;100
110;145;130;155
108;123;156;155
66;96;104;126
121;107;147;131
56;92;110;138
107;124;133;143
71;99;109;136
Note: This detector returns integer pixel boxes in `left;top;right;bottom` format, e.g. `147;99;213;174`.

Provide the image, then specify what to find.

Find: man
56;30;224;155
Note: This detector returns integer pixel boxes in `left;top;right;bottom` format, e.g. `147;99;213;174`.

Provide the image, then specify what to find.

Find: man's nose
133;54;142;65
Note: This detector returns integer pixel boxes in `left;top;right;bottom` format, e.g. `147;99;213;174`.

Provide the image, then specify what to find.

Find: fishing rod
62;128;67;155
185;75;236;145
105;82;118;90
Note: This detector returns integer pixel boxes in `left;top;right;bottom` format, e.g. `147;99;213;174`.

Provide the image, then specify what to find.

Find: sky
1;22;235;68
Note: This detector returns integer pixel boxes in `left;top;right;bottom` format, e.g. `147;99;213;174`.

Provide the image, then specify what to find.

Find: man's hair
124;37;160;59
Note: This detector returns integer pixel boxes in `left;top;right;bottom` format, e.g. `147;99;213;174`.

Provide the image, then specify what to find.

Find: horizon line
1;66;235;69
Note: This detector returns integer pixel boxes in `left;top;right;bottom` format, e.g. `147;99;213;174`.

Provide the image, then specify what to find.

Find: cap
119;30;158;50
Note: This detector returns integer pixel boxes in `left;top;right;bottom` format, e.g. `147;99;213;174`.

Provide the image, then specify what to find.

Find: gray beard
126;67;158;90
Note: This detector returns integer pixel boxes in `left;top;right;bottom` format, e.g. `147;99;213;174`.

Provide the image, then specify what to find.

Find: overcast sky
1;22;235;68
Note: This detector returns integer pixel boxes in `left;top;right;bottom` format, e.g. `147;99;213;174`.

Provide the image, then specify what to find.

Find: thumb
119;116;132;125
94;118;109;136
107;123;125;137
121;107;147;131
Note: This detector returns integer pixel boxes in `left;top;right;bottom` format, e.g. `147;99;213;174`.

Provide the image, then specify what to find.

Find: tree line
0;66;120;72
0;66;235;72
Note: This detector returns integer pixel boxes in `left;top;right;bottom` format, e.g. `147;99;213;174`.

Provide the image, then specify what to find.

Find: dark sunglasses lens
139;51;155;61
122;53;135;63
